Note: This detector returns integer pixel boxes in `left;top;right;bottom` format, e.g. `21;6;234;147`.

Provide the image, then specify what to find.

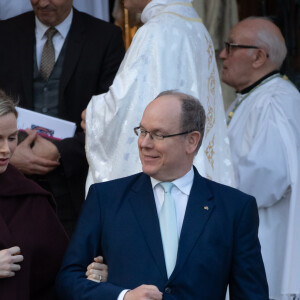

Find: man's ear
252;48;268;69
186;131;201;154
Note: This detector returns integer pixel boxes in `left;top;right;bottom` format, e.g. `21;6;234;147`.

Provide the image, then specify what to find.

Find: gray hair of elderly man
246;16;287;69
155;90;206;153
0;89;18;118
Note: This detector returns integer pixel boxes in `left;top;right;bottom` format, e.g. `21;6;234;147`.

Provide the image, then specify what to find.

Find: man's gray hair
156;90;206;153
246;16;287;68
0;90;18;118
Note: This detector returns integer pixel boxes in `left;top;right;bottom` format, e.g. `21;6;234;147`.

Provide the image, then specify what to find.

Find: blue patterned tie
159;182;178;278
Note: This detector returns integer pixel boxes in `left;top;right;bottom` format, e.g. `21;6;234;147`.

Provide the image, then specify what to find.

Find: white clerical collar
35;8;73;40
150;167;194;196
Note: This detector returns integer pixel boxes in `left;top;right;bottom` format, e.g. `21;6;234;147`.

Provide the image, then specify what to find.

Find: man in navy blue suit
56;91;268;300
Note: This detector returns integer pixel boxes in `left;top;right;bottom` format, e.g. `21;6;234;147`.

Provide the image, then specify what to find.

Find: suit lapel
170;168;215;281
129;174;168;280
20;13;35;109
59;9;85;104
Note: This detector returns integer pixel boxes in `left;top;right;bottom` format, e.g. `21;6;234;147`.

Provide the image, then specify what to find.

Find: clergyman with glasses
221;17;300;300
56;90;268;300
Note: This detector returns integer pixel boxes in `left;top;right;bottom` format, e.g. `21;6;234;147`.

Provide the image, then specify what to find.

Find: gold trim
205;69;216;137
162;12;202;22
205;135;215;170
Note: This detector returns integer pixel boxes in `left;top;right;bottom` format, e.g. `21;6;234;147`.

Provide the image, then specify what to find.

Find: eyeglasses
134;126;192;141
224;41;260;54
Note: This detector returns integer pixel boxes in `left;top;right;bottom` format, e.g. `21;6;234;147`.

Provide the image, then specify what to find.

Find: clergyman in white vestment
221;17;300;300
85;0;234;189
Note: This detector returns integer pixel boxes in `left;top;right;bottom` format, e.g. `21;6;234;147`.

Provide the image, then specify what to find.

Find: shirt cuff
117;289;130;300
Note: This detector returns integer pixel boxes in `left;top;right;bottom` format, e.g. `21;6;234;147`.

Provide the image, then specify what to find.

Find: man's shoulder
0;10;34;27
254;76;300;101
198;173;256;208
201;177;259;221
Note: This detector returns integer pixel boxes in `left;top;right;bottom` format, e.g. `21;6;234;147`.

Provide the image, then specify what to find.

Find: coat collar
59;8;85;101
170;166;215;281
128;167;215;282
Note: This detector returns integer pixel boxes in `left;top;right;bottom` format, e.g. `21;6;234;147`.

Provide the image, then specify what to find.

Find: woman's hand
86;256;108;283
0;246;24;278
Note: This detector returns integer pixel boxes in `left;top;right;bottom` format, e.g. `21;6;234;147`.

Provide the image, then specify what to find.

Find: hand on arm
124;285;162;300
10;129;60;175
0;246;24;278
31;133;60;161
86;256;108;282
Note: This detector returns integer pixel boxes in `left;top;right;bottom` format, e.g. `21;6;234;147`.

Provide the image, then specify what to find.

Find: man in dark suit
56;90;269;300
0;0;125;236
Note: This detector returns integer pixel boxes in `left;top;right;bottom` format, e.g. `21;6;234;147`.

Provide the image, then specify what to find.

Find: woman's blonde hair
0;89;18;118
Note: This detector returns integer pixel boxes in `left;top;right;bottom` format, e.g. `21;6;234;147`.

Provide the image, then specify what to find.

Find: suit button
164;287;172;294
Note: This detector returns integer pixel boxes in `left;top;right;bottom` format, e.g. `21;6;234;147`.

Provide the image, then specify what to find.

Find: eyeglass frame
134;126;194;141
224;41;269;57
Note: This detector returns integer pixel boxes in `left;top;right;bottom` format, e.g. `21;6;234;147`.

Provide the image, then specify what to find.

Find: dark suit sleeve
54;132;86;178
229;196;269;299
56;185;125;300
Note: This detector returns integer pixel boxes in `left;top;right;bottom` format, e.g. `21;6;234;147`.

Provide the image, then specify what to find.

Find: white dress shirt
151;168;194;237
35;9;73;69
118;168;194;300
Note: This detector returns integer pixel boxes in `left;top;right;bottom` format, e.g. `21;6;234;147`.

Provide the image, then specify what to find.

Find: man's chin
142;165;157;177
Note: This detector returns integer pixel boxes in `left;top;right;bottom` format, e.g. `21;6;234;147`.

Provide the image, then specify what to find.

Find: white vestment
227;75;300;300
86;0;234;188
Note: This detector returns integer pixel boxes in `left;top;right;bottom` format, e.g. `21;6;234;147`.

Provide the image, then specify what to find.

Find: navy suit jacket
56;167;268;299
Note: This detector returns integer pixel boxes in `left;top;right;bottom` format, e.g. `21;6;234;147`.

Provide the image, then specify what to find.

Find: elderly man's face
219;22;257;91
124;0;151;13
138;95;192;182
31;0;73;27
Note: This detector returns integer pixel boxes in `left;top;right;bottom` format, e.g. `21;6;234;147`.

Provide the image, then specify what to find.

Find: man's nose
38;0;51;7
219;48;227;59
0;140;10;154
140;133;154;148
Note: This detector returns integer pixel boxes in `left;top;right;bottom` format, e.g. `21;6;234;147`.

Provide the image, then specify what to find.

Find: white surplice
86;0;234;188
227;75;300;300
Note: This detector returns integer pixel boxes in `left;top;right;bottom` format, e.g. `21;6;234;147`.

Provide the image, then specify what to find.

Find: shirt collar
239;70;280;95
150;167;194;196
35;8;73;40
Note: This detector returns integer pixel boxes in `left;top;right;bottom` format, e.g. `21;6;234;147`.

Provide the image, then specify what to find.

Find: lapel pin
204;206;209;210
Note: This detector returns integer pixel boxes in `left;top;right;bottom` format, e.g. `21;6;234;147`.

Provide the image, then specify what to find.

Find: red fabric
0;164;69;300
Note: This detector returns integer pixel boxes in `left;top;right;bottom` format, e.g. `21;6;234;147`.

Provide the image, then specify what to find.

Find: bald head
238;17;287;68
220;17;287;91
